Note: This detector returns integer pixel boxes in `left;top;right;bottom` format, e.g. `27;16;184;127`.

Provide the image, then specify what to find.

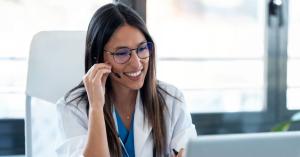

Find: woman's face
103;24;150;90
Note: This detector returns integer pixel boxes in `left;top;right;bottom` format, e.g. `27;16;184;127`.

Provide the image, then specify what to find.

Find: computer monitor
186;131;300;157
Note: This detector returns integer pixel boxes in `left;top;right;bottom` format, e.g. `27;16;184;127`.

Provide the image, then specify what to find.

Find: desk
0;155;25;157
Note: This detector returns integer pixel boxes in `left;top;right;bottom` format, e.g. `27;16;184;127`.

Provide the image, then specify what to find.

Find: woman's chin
111;77;145;91
126;81;144;90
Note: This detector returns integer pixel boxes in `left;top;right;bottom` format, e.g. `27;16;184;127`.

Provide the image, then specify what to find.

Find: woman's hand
83;63;111;110
83;64;111;157
173;148;184;157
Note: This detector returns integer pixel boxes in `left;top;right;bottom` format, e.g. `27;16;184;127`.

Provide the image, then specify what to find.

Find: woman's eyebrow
114;40;147;50
137;40;147;46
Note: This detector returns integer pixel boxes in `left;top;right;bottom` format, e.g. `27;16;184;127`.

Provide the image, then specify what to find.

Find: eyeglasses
104;42;153;64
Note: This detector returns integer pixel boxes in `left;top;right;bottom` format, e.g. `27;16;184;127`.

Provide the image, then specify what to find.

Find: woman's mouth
124;70;142;80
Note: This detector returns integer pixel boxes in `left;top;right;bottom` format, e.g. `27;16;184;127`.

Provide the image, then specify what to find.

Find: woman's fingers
92;64;111;79
85;63;112;80
176;148;184;157
82;63;112;94
101;72;110;87
92;68;111;85
83;63;112;109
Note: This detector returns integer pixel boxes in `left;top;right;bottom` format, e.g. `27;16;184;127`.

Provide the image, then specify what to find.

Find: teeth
125;71;141;77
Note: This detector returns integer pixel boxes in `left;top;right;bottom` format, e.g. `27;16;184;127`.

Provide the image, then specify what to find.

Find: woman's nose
129;51;142;68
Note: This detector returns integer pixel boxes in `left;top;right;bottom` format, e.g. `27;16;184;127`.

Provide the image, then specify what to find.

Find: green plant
272;112;300;132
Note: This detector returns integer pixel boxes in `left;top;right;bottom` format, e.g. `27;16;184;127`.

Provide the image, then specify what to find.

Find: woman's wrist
89;105;104;114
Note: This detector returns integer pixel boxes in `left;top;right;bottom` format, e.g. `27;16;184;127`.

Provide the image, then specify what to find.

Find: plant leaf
271;121;291;132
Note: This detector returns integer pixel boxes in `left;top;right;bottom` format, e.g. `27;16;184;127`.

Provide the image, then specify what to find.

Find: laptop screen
186;131;300;157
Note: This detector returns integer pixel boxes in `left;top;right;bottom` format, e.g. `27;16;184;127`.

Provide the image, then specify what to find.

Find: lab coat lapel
134;91;153;157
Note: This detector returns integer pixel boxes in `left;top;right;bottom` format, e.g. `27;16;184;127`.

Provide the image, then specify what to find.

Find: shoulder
57;87;86;112
157;81;196;139
157;81;187;115
157;80;184;101
56;88;88;130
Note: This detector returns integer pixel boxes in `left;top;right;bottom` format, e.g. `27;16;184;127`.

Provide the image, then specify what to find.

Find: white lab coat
56;81;197;157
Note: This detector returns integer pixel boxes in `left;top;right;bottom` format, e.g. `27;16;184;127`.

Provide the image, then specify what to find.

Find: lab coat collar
134;90;153;157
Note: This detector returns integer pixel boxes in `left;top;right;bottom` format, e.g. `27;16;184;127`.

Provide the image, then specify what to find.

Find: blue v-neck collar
115;110;135;157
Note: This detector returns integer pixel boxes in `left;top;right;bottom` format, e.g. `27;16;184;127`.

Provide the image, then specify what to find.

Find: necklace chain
117;105;133;120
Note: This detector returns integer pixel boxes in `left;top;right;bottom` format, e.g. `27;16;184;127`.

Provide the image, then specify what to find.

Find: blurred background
0;0;299;156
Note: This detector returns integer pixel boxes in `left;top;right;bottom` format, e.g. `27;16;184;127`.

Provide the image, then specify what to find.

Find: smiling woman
56;2;196;157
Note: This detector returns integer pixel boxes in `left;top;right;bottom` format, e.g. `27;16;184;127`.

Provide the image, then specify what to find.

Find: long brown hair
65;2;172;157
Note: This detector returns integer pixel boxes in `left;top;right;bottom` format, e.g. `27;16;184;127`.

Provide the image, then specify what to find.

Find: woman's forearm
83;107;110;157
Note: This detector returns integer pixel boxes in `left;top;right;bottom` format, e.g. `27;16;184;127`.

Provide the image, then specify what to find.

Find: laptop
186;131;300;157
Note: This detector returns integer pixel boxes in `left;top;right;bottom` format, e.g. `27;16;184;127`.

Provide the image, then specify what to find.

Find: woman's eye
138;45;147;52
115;50;129;56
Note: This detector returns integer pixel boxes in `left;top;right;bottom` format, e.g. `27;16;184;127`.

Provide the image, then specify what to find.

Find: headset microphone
113;72;121;78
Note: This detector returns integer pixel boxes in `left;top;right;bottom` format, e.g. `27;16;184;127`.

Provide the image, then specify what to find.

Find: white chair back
25;31;86;157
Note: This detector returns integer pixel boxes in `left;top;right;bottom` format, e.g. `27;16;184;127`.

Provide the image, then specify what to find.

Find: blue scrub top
115;111;135;157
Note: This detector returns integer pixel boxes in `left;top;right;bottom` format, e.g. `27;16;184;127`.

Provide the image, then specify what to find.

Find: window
147;0;265;113
147;0;300;134
0;0;111;118
287;0;300;110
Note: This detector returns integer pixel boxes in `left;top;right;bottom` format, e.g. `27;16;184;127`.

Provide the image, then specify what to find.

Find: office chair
25;31;86;157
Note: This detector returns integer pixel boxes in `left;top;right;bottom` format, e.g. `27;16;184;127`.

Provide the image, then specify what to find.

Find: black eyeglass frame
104;42;153;64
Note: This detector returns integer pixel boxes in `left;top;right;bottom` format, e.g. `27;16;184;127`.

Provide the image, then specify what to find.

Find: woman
56;2;196;157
